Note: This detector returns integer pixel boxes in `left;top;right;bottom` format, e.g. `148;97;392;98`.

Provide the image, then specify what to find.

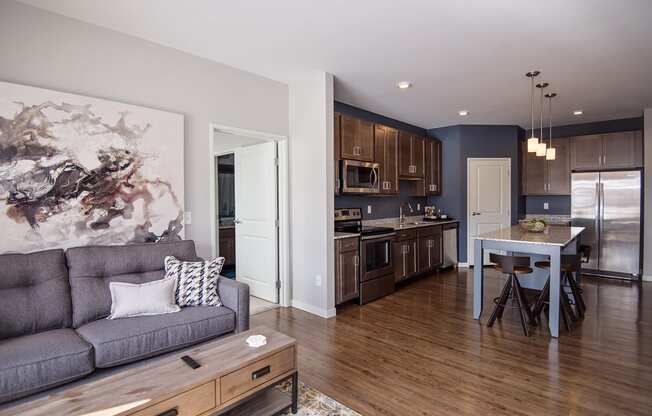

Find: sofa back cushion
66;240;198;328
0;249;72;340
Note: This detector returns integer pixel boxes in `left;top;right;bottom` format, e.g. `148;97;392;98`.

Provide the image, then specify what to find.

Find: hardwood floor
252;267;652;415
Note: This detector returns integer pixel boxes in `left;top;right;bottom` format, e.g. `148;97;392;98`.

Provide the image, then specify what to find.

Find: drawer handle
156;409;178;416
252;365;271;380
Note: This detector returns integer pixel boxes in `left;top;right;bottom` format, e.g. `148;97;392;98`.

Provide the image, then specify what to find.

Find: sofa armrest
218;278;249;333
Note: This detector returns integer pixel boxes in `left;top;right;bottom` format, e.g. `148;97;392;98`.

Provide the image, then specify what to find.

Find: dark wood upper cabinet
335;237;359;305
602;131;643;169
522;137;571;195
522;144;547;195
571;134;604;171
374;125;399;195
398;131;425;178
571;131;642;171
339;114;374;162
334;113;341;195
425;138;442;195
547;137;571;194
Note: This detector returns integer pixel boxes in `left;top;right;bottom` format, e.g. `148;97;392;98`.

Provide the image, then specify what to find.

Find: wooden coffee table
2;327;298;416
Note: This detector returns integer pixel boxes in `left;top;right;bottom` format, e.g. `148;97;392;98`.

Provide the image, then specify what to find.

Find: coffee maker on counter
424;205;449;221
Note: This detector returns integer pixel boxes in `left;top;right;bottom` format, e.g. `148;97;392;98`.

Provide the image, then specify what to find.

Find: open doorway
209;124;290;312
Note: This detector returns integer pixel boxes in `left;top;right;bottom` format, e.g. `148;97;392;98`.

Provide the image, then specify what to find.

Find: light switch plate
184;211;192;224
417;203;421;211
543;202;549;210
367;205;372;214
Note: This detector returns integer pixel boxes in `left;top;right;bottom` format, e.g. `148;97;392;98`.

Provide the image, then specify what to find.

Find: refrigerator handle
599;181;605;238
595;182;600;241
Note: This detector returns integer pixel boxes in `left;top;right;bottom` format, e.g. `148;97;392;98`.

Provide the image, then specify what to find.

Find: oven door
361;233;395;282
341;160;380;194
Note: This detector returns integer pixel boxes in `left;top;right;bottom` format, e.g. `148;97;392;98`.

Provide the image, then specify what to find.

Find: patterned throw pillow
164;256;225;307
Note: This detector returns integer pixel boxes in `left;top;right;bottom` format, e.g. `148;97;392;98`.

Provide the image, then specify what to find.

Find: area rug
277;380;361;416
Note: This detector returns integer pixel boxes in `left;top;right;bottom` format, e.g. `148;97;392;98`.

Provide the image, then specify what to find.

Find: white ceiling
20;0;652;129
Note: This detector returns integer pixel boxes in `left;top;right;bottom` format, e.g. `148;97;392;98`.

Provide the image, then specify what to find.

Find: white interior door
235;141;278;302
467;158;511;266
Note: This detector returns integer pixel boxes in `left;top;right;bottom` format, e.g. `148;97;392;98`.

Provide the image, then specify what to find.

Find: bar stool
531;247;589;331
487;253;536;336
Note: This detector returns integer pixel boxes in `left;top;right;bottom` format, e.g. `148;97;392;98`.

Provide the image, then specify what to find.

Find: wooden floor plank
252;267;652;416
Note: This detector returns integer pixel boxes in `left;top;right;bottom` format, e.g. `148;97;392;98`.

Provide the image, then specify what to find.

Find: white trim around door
466;158;512;266
208;124;290;308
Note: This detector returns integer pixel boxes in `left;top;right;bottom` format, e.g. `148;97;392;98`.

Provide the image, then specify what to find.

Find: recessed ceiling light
396;81;412;89
458;110;469;116
573;110;583;116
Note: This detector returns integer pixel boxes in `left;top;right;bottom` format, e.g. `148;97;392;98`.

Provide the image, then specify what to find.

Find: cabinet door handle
252;365;271;380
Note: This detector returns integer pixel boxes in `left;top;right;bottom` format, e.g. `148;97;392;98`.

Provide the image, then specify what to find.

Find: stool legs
566;271;586;318
533;271;578;333
487;276;512;328
487;274;534;336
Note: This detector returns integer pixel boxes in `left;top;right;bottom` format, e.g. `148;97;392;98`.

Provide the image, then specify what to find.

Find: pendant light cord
540;85;544;141
530;76;535;136
548;96;553;146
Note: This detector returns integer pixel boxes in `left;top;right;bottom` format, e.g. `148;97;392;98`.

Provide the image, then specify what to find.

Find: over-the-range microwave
340;159;380;194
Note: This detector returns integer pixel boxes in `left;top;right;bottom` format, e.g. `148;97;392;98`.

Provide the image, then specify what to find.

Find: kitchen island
473;225;584;337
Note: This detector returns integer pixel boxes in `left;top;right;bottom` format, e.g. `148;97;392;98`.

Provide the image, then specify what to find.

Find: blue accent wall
334;102;429;220
427;125;524;263
523;117;644;215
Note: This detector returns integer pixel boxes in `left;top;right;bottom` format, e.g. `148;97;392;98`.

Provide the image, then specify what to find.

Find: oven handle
361;232;396;241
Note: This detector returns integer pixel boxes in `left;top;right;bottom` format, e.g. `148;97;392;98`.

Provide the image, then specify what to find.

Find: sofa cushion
66;240;199;327
0;249;72;340
0;329;93;404
76;306;236;368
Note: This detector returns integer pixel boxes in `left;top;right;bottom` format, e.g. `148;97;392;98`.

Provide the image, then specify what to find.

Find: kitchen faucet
399;202;414;224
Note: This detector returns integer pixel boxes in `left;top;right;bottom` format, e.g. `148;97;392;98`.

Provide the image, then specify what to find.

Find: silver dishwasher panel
441;226;458;268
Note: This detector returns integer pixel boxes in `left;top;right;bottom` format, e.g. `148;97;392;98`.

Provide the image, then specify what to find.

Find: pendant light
535;81;549;156
526;71;540;152
545;92;557;160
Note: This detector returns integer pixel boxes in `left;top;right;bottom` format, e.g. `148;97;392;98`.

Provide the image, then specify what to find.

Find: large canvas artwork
0;81;184;253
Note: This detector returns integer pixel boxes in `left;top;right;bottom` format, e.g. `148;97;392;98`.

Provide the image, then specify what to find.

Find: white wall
0;1;288;258
288;72;335;317
644;108;651;281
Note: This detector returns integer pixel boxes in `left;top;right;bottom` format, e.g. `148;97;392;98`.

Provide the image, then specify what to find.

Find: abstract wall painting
0;81;184;253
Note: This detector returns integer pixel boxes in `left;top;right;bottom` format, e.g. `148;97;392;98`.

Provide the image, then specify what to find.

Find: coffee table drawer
220;347;295;403
130;381;216;416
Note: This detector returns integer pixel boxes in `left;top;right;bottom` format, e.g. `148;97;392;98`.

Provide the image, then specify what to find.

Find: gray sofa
0;240;249;404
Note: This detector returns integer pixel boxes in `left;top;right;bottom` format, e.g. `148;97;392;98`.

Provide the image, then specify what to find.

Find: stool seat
495;265;533;274
534;261;575;273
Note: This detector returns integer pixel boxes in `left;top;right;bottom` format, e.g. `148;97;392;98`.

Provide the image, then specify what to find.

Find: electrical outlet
184;211;192;224
417;203;421;211
367;205;372;214
315;275;322;287
543;202;549;210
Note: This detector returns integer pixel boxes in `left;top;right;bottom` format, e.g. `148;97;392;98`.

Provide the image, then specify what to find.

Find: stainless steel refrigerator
571;171;642;279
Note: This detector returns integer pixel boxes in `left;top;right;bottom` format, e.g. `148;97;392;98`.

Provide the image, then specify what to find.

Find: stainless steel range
335;208;396;304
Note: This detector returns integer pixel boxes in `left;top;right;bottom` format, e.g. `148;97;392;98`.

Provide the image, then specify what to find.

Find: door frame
209;124;290;307
466;158;512;266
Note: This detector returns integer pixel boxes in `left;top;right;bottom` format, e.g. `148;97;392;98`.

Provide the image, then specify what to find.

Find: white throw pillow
108;277;180;319
164;256;225;307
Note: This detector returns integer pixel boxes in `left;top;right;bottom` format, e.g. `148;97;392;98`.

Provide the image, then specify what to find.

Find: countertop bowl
520;219;548;233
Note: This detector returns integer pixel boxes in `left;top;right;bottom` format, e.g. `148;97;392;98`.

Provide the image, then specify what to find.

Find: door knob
471;212;481;216
234;219;242;224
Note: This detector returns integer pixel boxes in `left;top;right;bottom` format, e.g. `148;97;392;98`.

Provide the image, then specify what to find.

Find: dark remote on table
180;355;201;369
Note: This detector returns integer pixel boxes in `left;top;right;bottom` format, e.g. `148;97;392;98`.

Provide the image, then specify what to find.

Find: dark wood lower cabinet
393;226;443;282
393;238;417;282
335;237;359;305
417;226;443;273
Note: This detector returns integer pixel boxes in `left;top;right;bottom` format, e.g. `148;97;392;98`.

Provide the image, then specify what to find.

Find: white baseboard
458;262;470;268
291;299;336;319
643;275;652;282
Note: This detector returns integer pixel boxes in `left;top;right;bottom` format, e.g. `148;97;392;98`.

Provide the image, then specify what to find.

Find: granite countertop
523;214;572;225
475;225;584;247
365;216;459;230
334;232;360;240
